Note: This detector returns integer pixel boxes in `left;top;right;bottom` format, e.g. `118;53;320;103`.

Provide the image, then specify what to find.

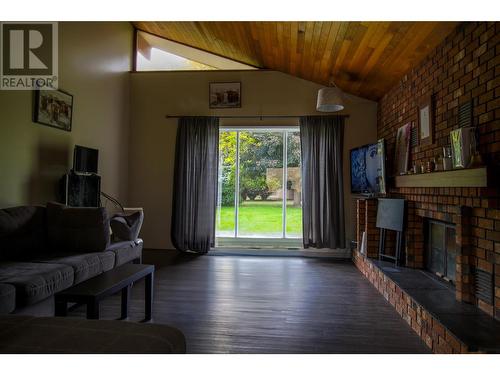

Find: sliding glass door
216;127;302;245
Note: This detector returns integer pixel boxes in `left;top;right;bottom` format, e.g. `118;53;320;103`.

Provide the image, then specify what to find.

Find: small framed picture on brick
394;122;412;175
418;95;433;146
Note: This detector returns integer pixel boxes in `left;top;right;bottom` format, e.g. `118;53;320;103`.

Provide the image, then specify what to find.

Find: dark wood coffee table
55;264;154;321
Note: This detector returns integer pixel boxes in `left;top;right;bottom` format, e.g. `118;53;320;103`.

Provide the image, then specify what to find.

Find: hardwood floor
69;252;430;353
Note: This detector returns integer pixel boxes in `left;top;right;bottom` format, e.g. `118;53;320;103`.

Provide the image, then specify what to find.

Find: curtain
171;117;219;253
300;115;345;249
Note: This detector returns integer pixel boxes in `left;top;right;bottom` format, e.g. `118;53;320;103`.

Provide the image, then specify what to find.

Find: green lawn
216;200;302;237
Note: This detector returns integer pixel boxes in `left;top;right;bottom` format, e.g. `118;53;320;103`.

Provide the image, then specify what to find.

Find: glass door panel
446;226;456;282
286;131;302;238
216;127;302;244
238;131;283;238
426;220;457;283
428;222;445;275
216;131;237;237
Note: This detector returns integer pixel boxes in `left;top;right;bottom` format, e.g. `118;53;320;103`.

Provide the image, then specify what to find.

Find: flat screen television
350;139;386;195
73;145;98;174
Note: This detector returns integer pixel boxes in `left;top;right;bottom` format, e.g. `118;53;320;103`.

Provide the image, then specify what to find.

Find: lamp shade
316;87;344;112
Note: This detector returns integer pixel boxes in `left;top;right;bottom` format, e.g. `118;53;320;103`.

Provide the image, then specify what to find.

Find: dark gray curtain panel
300;116;345;249
171;117;219;253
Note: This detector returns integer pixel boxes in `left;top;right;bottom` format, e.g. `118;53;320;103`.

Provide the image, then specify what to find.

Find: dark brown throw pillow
0;205;47;260
46;202;65;251
46;202;110;253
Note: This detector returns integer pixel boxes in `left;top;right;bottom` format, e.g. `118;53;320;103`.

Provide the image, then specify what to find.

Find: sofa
0;203;143;315
0;315;186;353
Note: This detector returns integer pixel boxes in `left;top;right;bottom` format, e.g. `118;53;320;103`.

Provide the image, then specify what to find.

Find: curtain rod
165;114;349;119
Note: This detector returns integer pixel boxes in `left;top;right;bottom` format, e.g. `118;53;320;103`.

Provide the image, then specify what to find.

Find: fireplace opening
425;220;457;284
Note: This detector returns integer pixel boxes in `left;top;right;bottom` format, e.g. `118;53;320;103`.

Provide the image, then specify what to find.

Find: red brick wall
376;22;500;319
356;199;379;258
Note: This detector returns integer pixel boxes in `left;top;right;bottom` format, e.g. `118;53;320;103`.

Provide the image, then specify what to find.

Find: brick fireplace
355;21;499;316
409;204;474;304
356;199;476;300
352;21;500;352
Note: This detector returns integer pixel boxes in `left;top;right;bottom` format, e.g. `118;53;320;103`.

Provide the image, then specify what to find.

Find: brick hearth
353;252;470;353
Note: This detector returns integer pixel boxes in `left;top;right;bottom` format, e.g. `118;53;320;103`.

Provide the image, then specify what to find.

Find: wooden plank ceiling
133;22;459;100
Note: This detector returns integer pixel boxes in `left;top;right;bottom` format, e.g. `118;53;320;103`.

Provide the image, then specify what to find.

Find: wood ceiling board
352;30;395;94
300;22;316;81
348;22;382;72
327;22;350;81
317;24;338;83
311;23;330;81
133;21;460;100
289;22;299;74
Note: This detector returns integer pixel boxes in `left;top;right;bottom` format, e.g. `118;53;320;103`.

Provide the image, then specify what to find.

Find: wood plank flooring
69;252;430;353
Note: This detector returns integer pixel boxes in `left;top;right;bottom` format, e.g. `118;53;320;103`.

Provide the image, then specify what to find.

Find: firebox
426;220;457;284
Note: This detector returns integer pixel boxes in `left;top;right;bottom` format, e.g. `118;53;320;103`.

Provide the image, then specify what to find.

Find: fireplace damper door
426;220;456;283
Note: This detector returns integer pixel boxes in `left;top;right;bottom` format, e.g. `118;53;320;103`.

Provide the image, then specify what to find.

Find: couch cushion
46;202;110;253
0;262;74;307
0;315;186;353
107;239;143;266
0;284;16;314
0;206;47;261
34;251;116;284
97;251;115;272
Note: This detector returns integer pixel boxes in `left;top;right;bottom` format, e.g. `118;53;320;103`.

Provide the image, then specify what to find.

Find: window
137;45;216;71
216;127;302;246
135;30;257;71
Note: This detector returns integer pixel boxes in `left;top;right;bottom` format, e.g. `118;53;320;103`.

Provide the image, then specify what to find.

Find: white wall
0;22;132;207
128;70;378;249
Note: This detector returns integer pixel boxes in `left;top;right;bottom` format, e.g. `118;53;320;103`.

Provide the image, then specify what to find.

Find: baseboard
143;247;352;259
211;247;351;258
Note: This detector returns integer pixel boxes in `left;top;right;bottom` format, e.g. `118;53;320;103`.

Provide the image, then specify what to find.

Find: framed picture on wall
33;89;73;132
418;95;433;146
209;82;241;109
394;123;411;175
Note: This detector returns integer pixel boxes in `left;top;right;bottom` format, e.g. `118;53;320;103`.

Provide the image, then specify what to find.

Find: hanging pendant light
316;79;344;112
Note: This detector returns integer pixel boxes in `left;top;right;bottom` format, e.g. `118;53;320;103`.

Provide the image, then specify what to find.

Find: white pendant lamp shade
316;86;344;112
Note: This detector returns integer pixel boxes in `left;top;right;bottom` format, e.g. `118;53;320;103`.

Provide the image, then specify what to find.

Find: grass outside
216;200;302;237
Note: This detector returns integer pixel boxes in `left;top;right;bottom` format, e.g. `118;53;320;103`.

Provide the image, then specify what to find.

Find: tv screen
350;139;386;194
73;145;98;174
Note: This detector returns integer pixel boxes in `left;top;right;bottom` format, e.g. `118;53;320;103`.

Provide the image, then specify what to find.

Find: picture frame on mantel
394;122;411;176
418;95;433;146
